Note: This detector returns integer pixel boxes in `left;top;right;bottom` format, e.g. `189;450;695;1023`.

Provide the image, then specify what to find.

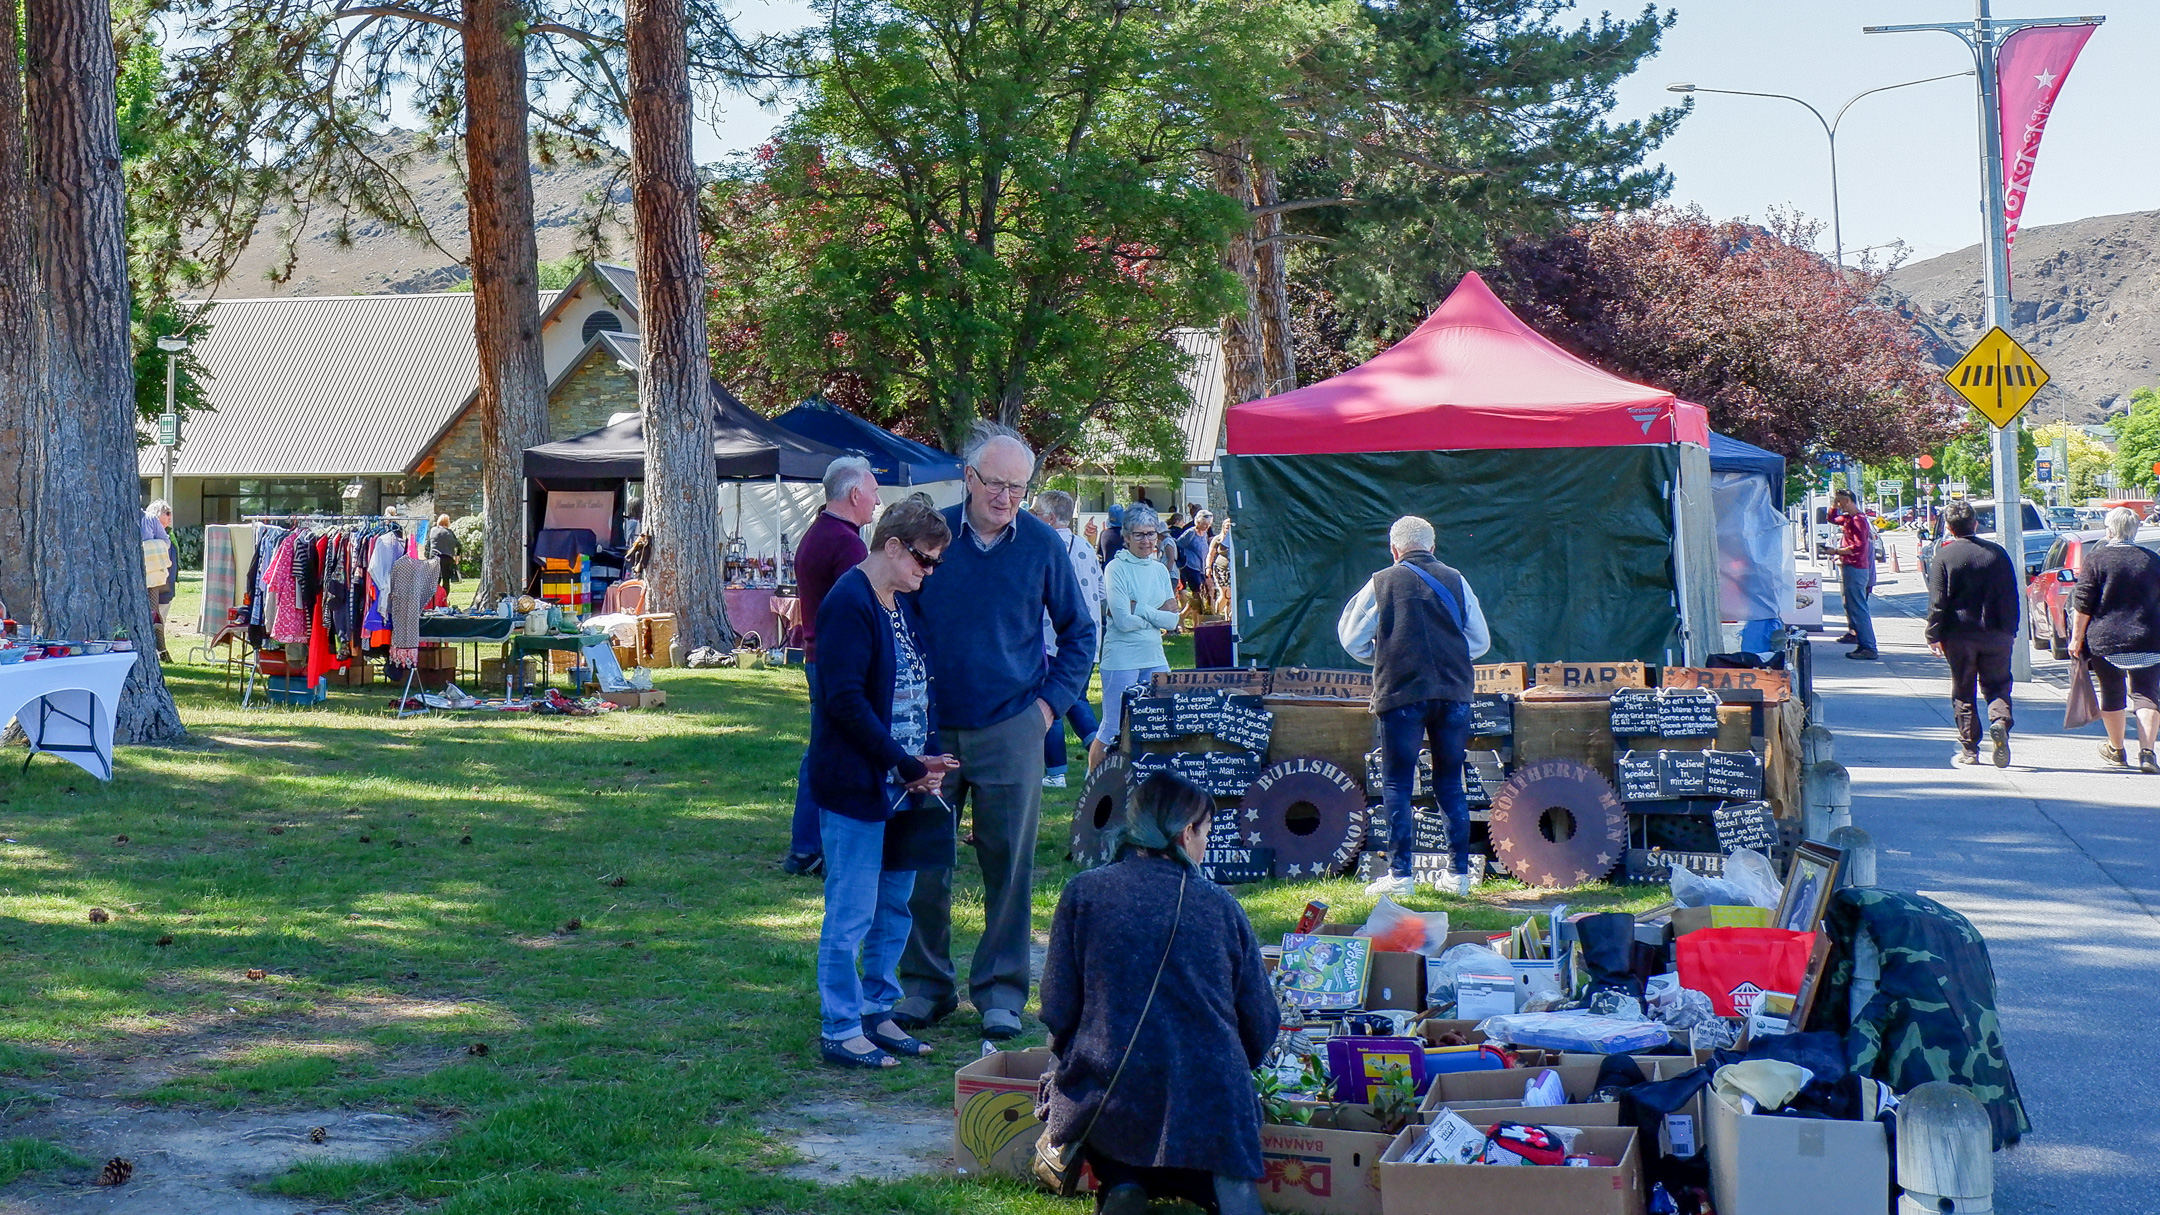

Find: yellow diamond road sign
1946;326;2049;429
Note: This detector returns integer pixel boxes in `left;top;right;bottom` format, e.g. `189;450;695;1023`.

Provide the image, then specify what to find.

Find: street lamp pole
1666;71;1972;271
156;335;188;510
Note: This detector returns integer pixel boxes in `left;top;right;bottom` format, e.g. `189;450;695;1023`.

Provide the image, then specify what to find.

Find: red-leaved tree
1486;207;1963;463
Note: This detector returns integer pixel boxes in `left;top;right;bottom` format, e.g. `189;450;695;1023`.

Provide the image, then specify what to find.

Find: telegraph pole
1865;1;2103;681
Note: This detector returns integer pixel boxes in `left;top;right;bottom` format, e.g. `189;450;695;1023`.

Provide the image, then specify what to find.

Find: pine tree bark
25;0;183;741
1212;142;1265;406
0;0;43;624
1252;161;1297;396
628;0;729;650
463;0;550;602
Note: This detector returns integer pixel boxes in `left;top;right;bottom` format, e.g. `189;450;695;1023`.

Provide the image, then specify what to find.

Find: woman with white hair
1091;505;1180;773
2070;506;2160;772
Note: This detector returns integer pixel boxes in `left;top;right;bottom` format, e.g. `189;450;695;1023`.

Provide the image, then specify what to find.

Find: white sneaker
1041;773;1067;788
1364;874;1415;900
1451;873;1474;898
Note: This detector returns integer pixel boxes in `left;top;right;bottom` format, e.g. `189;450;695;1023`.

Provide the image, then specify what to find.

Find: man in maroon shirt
783;456;880;876
1829;488;1879;660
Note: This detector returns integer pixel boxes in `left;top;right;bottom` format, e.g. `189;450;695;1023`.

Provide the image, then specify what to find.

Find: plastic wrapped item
1668;847;1782;908
1355;897;1450;954
1689;1018;1741;1053
1522;1069;1567;1106
1650;987;1718;1032
1475;1012;1672;1056
1588;991;1645;1020
1427;942;1506;1008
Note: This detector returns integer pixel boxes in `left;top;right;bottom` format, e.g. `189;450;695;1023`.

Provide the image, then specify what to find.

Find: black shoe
819;1036;897;1070
1846;648;1879;660
2141;750;2160;775
1990;722;2011;768
1834;632;1859;645
863;1016;934;1057
781;852;824;877
890;997;958;1031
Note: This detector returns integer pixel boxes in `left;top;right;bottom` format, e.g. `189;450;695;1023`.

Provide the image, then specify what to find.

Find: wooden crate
638;614;677;668
1262;697;1376;777
613;644;639;672
1534;661;1647;693
1513;698;1617;781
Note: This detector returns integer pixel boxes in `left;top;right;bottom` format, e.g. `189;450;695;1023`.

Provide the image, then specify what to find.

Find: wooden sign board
1659;666;1790;703
1202;846;1274;885
1657;689;1723;739
1712;798;1778;854
1473;663;1530;694
1625;848;1727;884
1705;751;1766;802
1153;668;1272;695
1535;661;1648;693
1615;750;1662;803
1268;667;1374;700
1660;749;1709;798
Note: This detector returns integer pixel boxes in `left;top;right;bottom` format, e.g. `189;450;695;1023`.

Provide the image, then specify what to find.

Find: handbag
1032;866;1189;1196
2065;655;2101;732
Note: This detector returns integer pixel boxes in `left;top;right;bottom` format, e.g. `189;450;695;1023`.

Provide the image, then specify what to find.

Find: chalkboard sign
1471;694;1514;737
1704;750;1765;801
1660;749;1709;797
1127;695;1180;742
1712;799;1779;855
1468;752;1506;807
1360;748;1432;796
1172;688;1226;735
1215;694;1275;751
1204;749;1265;797
1172;752;1212;788
1127;751;1173;781
1413;806;1449;852
1202;845;1275;885
1609;689;1662;736
1208;805;1244;846
1462;761;1488;807
1658;689;1723;739
1616;750;1663;802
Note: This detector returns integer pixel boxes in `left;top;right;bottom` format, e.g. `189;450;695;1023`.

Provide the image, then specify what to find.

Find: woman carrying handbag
1037;774;1279;1214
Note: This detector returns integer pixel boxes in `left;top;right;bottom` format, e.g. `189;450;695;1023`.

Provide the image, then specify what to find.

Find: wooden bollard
1803;760;1851;841
1828;825;1876;887
1896;1082;1994;1214
1802;724;1835;767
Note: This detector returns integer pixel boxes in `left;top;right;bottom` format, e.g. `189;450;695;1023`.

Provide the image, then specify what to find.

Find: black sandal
820;1036;897;1069
863;1017;933;1057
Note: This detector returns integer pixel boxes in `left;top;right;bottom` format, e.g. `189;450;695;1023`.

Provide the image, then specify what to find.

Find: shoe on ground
1952;750;1980;766
980;1007;1025;1041
2099;741;2128;767
2143;750;2160;775
1364;874;1416;900
1451;873;1474;898
781;852;824;877
1990;721;2011;768
1834;632;1859;644
1041;771;1068;789
1846;648;1879;660
890;996;957;1031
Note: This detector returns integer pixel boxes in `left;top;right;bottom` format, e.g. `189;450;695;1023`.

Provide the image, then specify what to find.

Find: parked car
2044;506;2083;532
2026;530;2160;658
1812;504;1888;562
1917;498;2057;579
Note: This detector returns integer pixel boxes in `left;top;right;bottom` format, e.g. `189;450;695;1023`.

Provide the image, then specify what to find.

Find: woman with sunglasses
1089;505;1183;774
806;498;960;1068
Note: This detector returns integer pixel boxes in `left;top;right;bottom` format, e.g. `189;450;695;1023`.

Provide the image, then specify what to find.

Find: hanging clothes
265;531;308;644
388;554;439;667
199;524;256;636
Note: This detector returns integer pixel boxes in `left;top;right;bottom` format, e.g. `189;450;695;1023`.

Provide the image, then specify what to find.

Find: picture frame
1774;842;1843;935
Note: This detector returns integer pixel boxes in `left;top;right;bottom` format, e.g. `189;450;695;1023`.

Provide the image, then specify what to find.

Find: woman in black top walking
2070;507;2160;771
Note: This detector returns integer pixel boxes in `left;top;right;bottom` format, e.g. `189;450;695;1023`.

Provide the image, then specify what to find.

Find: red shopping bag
1676;927;1818;1017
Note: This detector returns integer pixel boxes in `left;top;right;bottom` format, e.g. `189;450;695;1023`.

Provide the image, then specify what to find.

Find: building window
582;310;624;343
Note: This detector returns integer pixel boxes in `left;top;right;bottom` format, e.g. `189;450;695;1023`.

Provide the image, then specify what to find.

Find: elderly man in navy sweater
894;425;1096;1041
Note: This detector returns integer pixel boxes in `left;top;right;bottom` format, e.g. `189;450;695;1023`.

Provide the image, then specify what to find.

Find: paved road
1822;556;2158;1214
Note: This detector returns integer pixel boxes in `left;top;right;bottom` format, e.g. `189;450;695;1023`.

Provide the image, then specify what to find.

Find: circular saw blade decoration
1487;759;1625;888
1069;755;1128;870
1240;759;1368;879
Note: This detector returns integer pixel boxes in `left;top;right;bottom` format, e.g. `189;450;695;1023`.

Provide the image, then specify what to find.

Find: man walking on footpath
897;426;1095;1040
782;457;880;877
1337;516;1490;899
1829;488;1879;660
1925;498;2020;768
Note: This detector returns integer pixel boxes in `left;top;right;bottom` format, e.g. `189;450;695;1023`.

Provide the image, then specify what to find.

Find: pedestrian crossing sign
1945;327;2049;428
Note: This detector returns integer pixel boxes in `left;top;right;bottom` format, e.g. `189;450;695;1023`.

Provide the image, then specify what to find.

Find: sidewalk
1822;560;2160;1212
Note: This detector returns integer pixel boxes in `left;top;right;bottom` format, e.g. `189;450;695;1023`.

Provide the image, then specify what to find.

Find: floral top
885;600;930;777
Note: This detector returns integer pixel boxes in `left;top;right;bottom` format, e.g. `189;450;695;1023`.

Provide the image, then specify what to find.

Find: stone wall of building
421;345;641;522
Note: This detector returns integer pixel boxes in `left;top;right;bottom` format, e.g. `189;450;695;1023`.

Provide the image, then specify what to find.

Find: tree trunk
0;0;43;624
1252;160;1297;396
1212;141;1265;407
26;0;183;741
463;0;549;603
628;0;729;650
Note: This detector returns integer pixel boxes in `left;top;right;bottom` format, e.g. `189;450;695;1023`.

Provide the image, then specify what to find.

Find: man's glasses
968;467;1028;500
903;541;944;569
1126;529;1161;539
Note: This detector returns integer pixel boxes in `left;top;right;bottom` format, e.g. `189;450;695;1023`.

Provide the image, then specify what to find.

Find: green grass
0;1136;86;1184
0;574;1662;1212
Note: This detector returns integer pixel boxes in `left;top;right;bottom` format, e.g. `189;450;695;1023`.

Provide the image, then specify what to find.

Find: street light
155;335;188;510
1666;71;1972;269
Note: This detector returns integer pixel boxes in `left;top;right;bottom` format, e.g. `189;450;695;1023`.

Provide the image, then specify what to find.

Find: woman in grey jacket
1089;506;1180;772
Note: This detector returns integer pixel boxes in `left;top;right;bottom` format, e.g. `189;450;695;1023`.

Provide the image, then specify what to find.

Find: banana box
955;1047;1087;1185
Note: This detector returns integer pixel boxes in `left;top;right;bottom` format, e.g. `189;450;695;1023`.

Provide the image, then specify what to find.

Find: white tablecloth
0;651;139;780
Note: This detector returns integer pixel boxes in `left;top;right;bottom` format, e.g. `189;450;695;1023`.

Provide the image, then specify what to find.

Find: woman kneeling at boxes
1041;773;1279;1214
810;498;958;1069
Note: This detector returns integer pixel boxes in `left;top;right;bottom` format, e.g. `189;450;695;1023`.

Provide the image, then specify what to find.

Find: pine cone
459;835;473;845
95;1157;132;1186
87;908;110;924
246;969;266;981
268;826;285;835
155;935;174;947
112;834;129;844
607;876;627;888
307;1126;327;1144
467;1042;490;1057
559;918;581;934
358;836;371;843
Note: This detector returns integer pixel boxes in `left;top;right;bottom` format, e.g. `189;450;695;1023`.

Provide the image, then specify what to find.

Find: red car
2027;530;2160;658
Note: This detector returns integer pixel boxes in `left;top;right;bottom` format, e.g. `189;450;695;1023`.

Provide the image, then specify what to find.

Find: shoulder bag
1033;865;1189;1196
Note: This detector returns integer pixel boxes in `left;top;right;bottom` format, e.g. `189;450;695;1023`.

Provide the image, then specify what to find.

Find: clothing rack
242;514;401;525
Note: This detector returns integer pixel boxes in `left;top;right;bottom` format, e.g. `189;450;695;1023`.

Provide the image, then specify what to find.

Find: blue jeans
1043;697;1102;770
1380;699;1472;878
790;662;821;858
1840;566;1878;653
817;808;916;1040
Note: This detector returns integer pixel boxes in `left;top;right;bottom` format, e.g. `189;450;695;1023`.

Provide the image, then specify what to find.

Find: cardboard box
418;646;457;670
1379;1123;1644;1215
954;1047;1066;1183
613;643;639;672
1704;1088;1888;1215
1672;906;1773;937
1311;924;1425;1010
1259;1107;1401;1215
598;689;667;709
1419;1059;1690;1115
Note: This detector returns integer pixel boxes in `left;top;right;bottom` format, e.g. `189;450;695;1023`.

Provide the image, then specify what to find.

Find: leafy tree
2027;421;2114;502
1486;206;1965;464
705;0;1265;460
2114;388;2160;496
1930;424;2037;501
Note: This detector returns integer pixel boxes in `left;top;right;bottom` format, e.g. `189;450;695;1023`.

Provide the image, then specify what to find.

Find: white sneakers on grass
1363;872;1477;899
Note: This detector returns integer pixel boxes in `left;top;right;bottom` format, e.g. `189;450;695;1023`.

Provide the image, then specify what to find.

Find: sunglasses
903;541;944;569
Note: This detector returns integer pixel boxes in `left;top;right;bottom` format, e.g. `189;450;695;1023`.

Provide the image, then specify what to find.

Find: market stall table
0;651;138;779
724;587;782;649
389;615;521;717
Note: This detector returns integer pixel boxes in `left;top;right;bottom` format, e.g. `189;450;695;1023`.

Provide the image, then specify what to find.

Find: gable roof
142;293;478;478
538;260;639;332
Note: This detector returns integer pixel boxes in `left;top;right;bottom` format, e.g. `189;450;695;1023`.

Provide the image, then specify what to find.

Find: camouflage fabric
1816;888;2029;1148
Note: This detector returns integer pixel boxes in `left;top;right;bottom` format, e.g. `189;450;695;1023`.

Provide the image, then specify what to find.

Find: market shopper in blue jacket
896;426;1096;1041
808;498;958;1069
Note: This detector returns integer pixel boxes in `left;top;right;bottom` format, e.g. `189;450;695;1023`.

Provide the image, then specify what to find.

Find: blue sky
691;0;2151;267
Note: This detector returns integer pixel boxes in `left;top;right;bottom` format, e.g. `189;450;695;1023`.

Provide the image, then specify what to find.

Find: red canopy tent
1220;273;1720;669
1228;272;1709;455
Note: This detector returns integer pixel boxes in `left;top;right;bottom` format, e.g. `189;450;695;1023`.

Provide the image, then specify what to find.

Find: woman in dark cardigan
1040;773;1278;1215
808;499;957;1068
2070;506;2160;771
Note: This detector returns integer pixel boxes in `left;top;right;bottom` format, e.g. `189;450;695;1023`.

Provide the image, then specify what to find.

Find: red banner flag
1998;23;2097;253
